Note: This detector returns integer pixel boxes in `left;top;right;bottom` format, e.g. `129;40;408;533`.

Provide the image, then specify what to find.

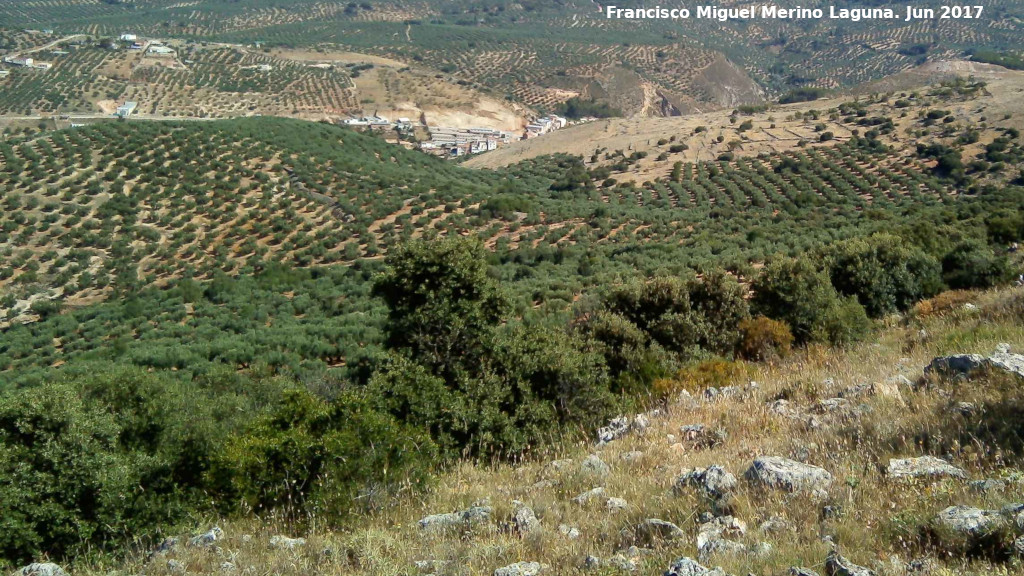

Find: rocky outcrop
580;454;610;478
269;535;305;550
675;465;737;500
188;526;223;548
419;504;493;532
824;550;876;576
15;564;67;576
597;410;659;445
494;561;543;576
696;515;747;558
926;346;1024;380
572;487;606;505
635;518;685;545
663;557;726;576
933;505;1007;540
606;496;628;511
620;450;644;463
970;478;1006;493
745;456;832;493
679;424;726;449
513;502;541;535
414;559;450;573
558;524;580;539
887;456;966;480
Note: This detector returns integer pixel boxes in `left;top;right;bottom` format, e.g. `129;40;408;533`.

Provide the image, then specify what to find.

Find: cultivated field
3;1;1019;117
466;63;1024;183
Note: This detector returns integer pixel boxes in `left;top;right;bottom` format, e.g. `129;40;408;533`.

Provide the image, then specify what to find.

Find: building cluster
342;114;399;128
421;126;516;157
525;114;567;138
118;33;176;57
339;112;568;159
2;56;53;70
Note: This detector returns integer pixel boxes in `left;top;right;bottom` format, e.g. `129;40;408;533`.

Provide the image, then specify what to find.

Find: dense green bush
373;237;509;381
209;387;436;520
575;309;672;395
0;383;150;565
687;271;750;354
575;272;749;394
369;353;557;459
371;237;615;458
0;364;277;565
942;239;1014;289
752;256;871;345
824;234;943;317
491;324;615;427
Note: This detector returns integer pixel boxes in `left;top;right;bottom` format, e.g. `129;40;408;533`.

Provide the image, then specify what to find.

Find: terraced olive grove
1;1;1022;116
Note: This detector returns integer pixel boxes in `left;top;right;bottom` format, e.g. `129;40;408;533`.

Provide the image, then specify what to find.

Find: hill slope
2;1;1022;116
69;286;1024;576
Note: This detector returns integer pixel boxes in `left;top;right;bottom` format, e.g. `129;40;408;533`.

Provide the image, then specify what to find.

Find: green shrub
941;239;1014;289
369;353;555;459
986;212;1024;244
0;379;202;565
824;234;943;317
211;387;436;520
600;276;701;355
576;309;669;394
752;256;871;345
373;237;509;380
818;295;872;346
687;271;750;355
492;325;615;427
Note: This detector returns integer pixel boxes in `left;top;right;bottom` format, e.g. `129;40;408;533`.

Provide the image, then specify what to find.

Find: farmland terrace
0;1;1021;116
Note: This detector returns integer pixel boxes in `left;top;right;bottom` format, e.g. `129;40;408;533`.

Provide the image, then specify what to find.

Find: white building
116;101;138;118
3;56;52;70
4;56;32;67
119;34;137;42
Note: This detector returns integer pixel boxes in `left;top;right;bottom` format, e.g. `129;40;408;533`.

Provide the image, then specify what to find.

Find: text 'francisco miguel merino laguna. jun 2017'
604;4;986;22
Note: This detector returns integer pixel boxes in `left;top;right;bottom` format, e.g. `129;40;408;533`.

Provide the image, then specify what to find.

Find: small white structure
115;101;138;118
4;56;33;67
119;33;137;42
256;64;273;72
148;45;175;56
2;56;52;70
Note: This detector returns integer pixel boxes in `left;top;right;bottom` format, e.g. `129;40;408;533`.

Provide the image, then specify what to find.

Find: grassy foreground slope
80;286;1024;576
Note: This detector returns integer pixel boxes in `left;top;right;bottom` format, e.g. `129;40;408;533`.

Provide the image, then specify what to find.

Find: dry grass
88;287;1024;576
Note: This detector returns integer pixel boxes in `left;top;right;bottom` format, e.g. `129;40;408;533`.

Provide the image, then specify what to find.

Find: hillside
2;101;1022;384
1;1;1022;117
464;62;1024;177
1;31;1023;576
53;285;1024;576
0;34;526;128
